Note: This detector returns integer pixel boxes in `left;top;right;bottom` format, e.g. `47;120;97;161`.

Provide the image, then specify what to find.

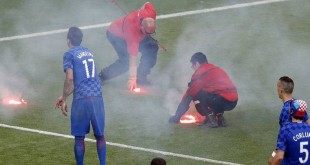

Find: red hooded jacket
108;2;156;56
182;63;238;102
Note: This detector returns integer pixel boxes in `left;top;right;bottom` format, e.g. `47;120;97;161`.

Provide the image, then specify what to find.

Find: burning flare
2;98;27;106
133;88;141;93
180;113;205;124
180;115;197;124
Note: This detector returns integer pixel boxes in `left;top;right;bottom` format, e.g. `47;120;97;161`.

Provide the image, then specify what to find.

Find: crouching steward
169;52;238;128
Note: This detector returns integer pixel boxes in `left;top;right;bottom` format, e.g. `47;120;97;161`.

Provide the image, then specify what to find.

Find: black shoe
137;79;152;86
206;114;218;128
217;113;227;127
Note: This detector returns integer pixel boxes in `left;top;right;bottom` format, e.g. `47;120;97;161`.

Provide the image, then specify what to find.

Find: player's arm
269;150;284;165
63;68;74;99
56;68;74;116
55;52;74;115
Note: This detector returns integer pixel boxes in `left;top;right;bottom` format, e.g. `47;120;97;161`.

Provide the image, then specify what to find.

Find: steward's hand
128;76;137;91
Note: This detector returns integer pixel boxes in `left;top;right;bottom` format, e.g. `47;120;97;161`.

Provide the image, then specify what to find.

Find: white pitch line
0;0;289;42
0;123;242;165
157;0;288;19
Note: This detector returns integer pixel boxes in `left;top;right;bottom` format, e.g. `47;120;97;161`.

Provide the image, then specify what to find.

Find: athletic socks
74;136;85;165
95;135;107;165
74;135;106;165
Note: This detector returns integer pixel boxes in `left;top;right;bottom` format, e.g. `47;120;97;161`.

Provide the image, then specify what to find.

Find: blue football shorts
71;97;105;136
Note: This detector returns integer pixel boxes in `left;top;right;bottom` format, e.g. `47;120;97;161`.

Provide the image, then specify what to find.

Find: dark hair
292;116;304;120
151;157;166;165
67;27;83;46
190;52;208;64
279;76;294;94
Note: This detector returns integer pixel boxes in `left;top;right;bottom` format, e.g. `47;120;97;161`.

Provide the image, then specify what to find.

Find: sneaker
217;113;227;127
206;114;218;128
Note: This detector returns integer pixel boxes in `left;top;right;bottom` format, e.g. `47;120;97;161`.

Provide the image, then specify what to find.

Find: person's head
190;52;208;70
277;76;294;100
141;17;156;35
290;99;307;121
67;27;83;47
150;157;166;165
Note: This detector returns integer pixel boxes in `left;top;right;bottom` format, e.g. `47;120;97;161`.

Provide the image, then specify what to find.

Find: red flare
180;113;205;124
2;98;27;106
133;88;141;93
180;115;196;124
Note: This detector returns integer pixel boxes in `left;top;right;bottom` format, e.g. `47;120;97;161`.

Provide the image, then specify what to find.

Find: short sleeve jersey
63;46;102;100
279;99;309;128
276;122;310;164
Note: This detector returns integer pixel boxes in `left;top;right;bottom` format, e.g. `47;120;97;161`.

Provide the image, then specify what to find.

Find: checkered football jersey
63;46;102;100
279;99;309;128
276;122;310;165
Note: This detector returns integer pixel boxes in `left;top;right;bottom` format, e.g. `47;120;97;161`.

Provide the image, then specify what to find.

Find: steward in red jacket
99;2;158;91
169;52;238;128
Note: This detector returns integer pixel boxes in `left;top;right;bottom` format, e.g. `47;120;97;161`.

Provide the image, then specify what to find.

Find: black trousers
193;90;238;116
101;31;159;81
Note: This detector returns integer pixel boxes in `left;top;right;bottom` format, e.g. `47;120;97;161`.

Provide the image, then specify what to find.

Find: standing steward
99;2;158;91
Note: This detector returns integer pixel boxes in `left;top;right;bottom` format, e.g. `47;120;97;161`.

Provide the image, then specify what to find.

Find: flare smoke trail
161;0;310;116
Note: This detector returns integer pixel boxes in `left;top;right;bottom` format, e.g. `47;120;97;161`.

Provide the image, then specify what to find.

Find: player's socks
74;136;85;165
95;135;106;165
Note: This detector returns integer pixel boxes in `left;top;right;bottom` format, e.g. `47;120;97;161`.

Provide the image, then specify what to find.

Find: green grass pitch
1;0;310;164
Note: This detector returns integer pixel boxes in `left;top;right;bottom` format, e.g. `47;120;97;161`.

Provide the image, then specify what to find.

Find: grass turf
1;0;310;164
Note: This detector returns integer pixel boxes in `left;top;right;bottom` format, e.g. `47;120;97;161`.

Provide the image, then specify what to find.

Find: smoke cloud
160;1;310;116
1;1;310;155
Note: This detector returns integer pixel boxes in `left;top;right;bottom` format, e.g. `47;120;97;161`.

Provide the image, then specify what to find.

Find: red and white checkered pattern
293;100;308;117
297;100;307;112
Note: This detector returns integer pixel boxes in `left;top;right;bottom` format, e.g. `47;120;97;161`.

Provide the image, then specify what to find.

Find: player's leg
90;97;106;165
137;36;159;85
95;135;106;165
99;31;130;82
74;136;85;165
71;99;92;165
